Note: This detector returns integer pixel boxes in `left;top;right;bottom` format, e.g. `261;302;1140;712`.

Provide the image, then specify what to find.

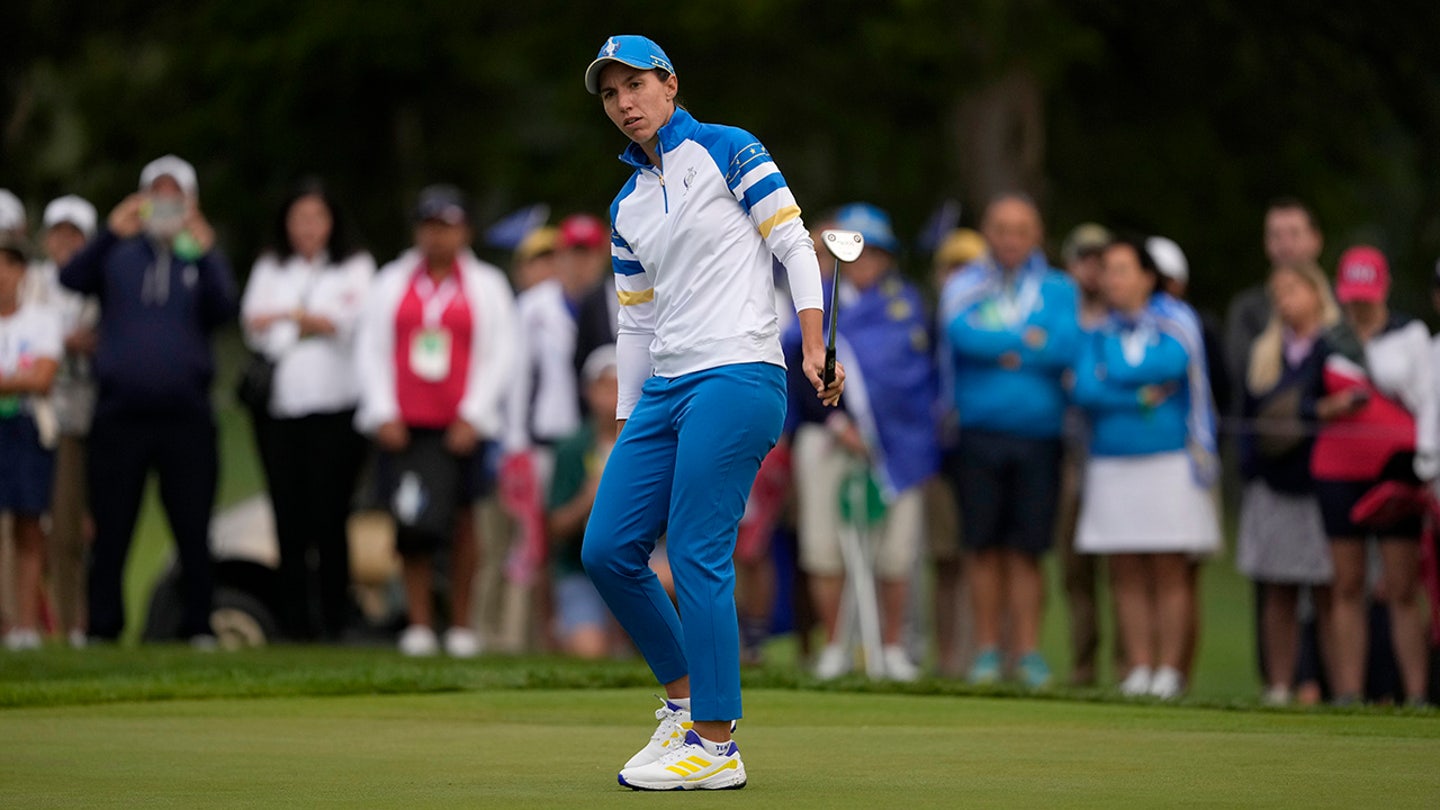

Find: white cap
581;344;618;385
139;154;199;197
0;189;25;232
43;195;98;238
1146;235;1189;284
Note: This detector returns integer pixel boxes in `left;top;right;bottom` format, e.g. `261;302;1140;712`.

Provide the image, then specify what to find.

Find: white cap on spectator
43;195;98;238
1146;235;1189;284
0;189;25;233
139;154;199;197
582;344;618;385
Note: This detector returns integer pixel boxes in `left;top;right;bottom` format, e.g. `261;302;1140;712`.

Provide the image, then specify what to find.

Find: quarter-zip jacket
607;108;823;419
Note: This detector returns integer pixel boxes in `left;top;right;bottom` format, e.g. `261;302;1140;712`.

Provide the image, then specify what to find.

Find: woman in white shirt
241;180;374;641
0;234;62;651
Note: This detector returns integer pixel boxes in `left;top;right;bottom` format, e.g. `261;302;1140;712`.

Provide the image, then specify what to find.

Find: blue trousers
582;362;785;721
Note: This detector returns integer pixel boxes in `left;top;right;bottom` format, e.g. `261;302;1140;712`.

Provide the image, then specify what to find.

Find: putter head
821;229;865;263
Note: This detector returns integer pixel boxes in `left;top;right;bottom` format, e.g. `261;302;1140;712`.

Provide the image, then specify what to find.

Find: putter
820;229;865;389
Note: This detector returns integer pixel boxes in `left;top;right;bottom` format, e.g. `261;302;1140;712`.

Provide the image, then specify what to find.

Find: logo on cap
604;37;619;57
1345;263;1378;284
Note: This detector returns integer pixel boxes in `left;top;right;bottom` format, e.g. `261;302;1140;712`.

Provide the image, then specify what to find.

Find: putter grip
822;348;836;389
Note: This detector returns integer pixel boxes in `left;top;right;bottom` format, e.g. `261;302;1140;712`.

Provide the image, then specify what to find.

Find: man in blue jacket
62;155;238;645
939;193;1079;687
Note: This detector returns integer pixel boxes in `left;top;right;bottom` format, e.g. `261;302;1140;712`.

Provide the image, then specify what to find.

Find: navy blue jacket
60;228;238;418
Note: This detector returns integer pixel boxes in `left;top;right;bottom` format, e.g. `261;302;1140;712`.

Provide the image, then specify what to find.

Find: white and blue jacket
1072;293;1219;483
608;108;823;419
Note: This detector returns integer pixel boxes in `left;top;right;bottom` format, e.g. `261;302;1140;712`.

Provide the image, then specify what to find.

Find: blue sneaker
968;648;1002;685
1017;651;1052;689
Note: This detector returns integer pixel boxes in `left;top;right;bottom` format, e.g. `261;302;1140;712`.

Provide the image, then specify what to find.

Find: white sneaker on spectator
882;645;920;682
813;643;851;680
398;624;439;657
1262;685;1291;707
1119;666;1152;697
1148;666;1184;700
443;627;481;658
4;628;41;651
189;634;219;652
68;630;88;650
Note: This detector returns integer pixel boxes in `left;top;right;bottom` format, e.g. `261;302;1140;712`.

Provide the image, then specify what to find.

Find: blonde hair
1246;262;1340;395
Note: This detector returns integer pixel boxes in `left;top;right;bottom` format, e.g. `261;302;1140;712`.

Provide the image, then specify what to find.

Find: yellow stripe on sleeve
616;287;655;306
756;205;801;239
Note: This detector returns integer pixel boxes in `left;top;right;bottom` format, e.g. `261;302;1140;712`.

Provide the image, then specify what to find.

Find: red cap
558;214;607;250
1335;245;1390;303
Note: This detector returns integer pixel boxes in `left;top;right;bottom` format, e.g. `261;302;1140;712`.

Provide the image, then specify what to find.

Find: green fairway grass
3;689;1436;808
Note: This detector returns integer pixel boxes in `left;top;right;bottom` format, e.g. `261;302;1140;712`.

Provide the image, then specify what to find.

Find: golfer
579;34;842;791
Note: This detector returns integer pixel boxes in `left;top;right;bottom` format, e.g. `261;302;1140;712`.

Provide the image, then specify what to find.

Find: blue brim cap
833;202;900;255
585;35;675;94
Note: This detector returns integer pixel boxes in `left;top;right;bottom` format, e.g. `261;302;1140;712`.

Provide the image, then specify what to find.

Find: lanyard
1119;320;1155;367
412;265;461;329
992;269;1041;329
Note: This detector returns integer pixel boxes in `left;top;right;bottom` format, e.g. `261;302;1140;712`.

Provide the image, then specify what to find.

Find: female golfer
580;35;843;791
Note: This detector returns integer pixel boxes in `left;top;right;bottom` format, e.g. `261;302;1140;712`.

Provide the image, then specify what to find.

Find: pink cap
558;214;607;250
1335;245;1390;303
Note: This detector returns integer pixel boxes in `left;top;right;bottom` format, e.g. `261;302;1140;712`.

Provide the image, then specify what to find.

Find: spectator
545;345;624;658
240;180;374;641
1055;221;1112;687
1224;198;1326;699
0;190;23;235
1236;262;1338;705
354;184;518;658
1073;237;1220;700
1149;235;1232;418
1306;246;1435;706
61;155;237;646
506;216;606;461
0;233;62;651
511;225;559;293
1146;234;1229;683
928;227;985;677
795;203;939;682
1062;223;1111;329
1225;199;1324;401
568;214;620;413
33;196;100;648
940;193;1080;688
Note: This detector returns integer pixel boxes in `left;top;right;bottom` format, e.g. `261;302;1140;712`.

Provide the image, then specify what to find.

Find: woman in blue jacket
1072;237;1220;701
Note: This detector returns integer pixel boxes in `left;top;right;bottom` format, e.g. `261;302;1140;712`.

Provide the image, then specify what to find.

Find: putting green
3;689;1435;807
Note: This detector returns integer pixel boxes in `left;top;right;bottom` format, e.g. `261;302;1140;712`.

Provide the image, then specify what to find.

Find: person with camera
60;155;238;646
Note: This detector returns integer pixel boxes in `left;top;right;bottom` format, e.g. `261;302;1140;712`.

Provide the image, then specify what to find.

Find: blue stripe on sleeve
738;173;787;215
613;258;645;276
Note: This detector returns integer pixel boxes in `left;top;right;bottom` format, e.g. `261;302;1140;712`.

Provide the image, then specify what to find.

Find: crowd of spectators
1;162;1435;706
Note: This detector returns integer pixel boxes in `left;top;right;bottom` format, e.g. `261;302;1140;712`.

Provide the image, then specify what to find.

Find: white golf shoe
813;643;852;680
397;625;439;657
882;645;920;682
1119;666;1152;697
618;729;747;791
442;627;481;659
1148;666;1185;700
624;697;694;769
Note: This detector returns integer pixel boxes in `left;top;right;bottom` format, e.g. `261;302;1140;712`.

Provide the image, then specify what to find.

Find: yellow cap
934;228;986;273
514;226;559;263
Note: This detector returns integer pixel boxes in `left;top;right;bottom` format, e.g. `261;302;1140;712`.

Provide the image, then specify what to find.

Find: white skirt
1077;451;1221;555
